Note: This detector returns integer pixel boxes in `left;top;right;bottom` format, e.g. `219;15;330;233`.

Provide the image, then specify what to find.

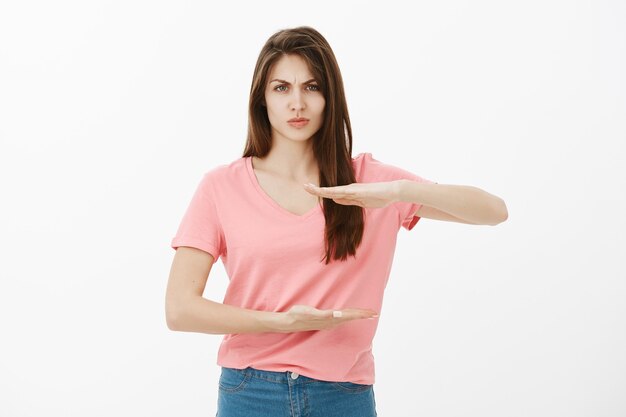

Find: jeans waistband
225;366;324;385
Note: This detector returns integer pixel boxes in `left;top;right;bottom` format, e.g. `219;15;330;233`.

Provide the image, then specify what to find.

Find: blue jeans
216;366;378;417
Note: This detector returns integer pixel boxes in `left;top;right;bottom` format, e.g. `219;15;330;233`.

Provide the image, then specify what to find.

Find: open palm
303;181;399;209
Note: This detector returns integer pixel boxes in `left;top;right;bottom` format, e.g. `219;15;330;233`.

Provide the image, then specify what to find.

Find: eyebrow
269;78;318;85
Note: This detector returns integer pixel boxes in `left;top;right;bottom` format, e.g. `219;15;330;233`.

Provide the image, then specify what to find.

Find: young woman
166;26;508;417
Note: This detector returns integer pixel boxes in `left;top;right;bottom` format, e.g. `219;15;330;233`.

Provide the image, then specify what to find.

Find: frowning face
264;54;325;144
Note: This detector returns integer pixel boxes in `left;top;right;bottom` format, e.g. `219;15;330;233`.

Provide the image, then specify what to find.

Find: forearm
167;296;283;335
397;180;508;225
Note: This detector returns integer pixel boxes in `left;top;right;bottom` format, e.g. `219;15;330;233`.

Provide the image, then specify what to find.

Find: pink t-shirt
170;152;436;384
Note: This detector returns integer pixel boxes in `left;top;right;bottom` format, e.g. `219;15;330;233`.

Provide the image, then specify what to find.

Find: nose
290;88;305;111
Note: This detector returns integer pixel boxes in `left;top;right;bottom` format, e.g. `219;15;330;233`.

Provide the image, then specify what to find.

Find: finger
329;309;378;320
320;188;348;197
324;309;344;320
303;183;317;194
355;309;379;319
304;183;350;198
332;198;359;206
302;183;318;192
305;307;330;319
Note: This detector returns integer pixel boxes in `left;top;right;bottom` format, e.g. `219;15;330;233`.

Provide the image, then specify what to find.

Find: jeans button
290;372;299;379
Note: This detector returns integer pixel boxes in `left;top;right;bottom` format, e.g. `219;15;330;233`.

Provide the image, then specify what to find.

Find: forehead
268;54;314;79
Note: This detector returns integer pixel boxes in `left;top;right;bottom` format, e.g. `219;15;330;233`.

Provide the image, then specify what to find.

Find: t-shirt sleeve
393;168;437;231
170;172;225;264
363;153;437;231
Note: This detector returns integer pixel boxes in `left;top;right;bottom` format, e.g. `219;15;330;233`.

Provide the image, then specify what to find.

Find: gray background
1;0;624;416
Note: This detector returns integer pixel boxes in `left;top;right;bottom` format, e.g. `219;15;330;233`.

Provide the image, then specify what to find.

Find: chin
282;129;316;140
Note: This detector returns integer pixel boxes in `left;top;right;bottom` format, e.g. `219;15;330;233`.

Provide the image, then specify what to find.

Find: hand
275;305;379;333
303;180;401;209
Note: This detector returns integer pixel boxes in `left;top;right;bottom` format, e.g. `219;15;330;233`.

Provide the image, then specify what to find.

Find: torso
251;156;322;217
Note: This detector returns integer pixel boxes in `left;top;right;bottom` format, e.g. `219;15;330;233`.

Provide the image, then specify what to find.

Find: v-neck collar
246;156;323;220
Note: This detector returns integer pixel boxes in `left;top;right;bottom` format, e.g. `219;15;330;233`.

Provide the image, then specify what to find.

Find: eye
273;84;321;92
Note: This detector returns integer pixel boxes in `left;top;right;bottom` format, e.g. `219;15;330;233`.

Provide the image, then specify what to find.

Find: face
264;54;325;144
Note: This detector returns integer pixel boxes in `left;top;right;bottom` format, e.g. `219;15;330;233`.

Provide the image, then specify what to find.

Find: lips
288;118;310;128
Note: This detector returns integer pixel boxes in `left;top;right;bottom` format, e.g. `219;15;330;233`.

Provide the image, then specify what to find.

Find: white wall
1;1;624;416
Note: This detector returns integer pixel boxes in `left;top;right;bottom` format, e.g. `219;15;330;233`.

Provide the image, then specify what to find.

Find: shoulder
351;152;374;181
199;156;247;189
352;152;410;182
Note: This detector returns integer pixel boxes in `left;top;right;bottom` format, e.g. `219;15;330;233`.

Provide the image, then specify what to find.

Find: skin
250;53;327;218
255;53;324;184
303;181;509;226
166;54;378;337
166;53;508;337
255;54;379;329
258;56;508;226
262;54;507;332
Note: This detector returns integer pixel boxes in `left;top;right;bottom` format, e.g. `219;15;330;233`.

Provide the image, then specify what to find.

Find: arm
396;180;508;226
165;246;283;334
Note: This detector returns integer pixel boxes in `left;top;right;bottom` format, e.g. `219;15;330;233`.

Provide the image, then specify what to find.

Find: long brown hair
242;26;364;265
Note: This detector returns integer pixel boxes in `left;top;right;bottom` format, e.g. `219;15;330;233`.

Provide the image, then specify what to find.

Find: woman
166;26;508;417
